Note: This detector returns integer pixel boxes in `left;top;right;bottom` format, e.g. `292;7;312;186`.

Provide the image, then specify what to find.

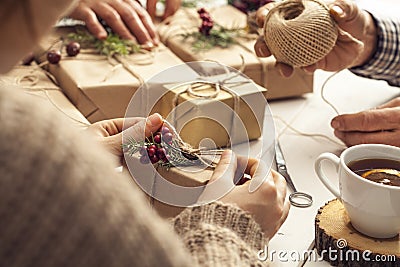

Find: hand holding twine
263;0;338;67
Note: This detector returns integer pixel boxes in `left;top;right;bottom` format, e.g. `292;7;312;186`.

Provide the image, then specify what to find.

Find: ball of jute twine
263;0;338;67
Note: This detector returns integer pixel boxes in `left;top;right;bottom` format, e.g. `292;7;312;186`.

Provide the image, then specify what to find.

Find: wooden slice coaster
315;199;399;266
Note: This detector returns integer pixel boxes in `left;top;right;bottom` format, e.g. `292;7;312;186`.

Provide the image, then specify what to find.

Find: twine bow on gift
170;80;240;148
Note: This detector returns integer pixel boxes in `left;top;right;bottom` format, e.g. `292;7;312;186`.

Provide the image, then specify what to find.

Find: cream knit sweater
0;87;268;267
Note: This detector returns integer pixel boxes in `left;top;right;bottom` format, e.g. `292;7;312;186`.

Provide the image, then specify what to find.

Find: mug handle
314;153;341;198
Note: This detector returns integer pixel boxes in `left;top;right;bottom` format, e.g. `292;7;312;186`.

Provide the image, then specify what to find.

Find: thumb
109;113;163;157
329;1;364;37
198;150;236;204
208;150;236;184
123;113;163;141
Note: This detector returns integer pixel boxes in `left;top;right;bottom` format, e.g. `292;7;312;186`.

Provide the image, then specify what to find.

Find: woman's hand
254;0;376;77
68;0;159;46
200;150;290;239
87;113;163;162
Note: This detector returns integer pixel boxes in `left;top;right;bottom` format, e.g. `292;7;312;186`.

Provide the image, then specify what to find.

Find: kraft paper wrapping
35;27;184;123
157;5;314;99
124;155;213;218
150;74;268;148
153;166;212;218
0;65;89;128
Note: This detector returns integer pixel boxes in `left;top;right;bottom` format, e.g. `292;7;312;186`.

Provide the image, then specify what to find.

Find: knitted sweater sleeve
173;202;269;267
0;87;190;267
0;87;269;267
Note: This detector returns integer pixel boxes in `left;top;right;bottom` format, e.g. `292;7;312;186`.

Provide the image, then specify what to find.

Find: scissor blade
274;141;297;193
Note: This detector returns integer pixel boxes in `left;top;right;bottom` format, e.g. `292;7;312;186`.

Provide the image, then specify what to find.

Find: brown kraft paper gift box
157;5;313;99
124;155;213;218
0;64;89;128
149;72;268;148
35;27;184;123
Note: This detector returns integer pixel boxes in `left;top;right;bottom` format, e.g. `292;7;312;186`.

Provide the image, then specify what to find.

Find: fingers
271;170;287;200
377;97;400;109
331;107;400;147
334;129;400;147
236;155;259;176
331;108;400;132
125;0;159;45
328;0;359;33
209;150;236;187
199;150;237;203
276;62;295;78
249;160;269;192
254;36;294;77
68;4;108;39
163;0;181;20
146;0;157;19
256;2;276;28
70;0;159;45
254;36;271;57
101;113;162;157
91;2;136;40
273;169;291;225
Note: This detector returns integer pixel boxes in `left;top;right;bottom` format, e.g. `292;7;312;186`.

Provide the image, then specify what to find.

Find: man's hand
87;113;163;161
254;0;375;77
200;150;290;239
68;0;159;46
331;97;400;147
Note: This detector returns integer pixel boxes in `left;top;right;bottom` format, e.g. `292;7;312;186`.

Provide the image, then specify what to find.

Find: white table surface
264;69;399;266
266;2;400;265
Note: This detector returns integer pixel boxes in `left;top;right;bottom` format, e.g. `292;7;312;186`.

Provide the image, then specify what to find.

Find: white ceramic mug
315;144;400;238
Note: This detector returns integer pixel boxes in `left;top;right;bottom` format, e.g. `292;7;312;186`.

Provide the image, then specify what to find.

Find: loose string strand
273;115;345;146
273;70;345;147
321;71;340;115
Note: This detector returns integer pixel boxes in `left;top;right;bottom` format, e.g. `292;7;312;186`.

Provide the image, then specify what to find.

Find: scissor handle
289;192;313;208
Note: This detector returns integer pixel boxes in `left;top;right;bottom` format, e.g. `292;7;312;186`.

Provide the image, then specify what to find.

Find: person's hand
254;0;376;77
87;113;163;162
68;0;159;46
331;97;400;147
200;150;290;239
146;0;181;20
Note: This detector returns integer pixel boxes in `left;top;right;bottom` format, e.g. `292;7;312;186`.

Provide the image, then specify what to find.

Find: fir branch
182;24;245;52
67;30;141;56
182;0;197;8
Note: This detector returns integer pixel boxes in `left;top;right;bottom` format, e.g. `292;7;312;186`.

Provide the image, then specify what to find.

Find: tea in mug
348;158;400;187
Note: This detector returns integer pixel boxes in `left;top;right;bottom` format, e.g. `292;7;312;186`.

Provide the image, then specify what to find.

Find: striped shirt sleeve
349;14;400;87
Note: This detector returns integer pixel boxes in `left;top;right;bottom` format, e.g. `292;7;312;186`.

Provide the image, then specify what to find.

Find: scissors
275;141;313;208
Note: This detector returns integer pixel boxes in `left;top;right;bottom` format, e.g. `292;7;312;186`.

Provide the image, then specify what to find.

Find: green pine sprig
67;30;141;57
122;137;202;169
182;24;245;52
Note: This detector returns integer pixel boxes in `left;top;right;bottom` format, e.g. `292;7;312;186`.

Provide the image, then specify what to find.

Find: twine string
263;0;338;67
14;66;90;126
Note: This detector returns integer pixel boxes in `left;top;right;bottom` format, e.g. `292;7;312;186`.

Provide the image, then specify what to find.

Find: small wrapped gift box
124;155;213;218
157;5;313;99
0;65;89;127
35;27;184;123
149;72;268;148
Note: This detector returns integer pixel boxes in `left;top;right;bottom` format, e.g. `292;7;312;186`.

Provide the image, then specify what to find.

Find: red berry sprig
138;125;174;165
197;8;214;36
123;123;200;168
